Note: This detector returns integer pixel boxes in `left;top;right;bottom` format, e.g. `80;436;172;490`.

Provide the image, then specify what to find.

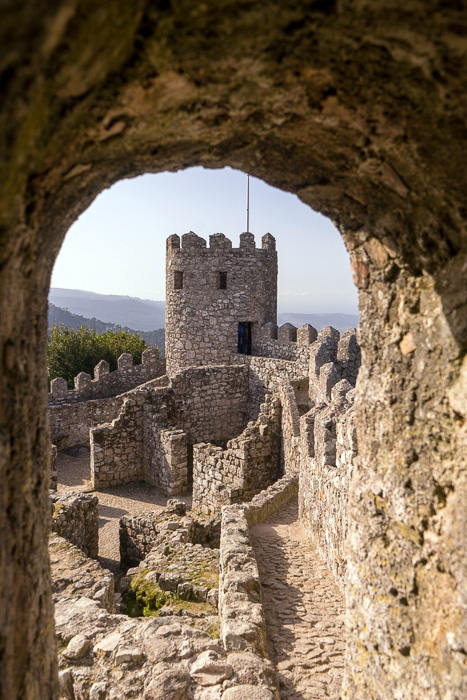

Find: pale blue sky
52;166;358;314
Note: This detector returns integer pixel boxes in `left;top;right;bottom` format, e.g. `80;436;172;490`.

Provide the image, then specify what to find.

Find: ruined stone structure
1;3;466;699
166;231;277;375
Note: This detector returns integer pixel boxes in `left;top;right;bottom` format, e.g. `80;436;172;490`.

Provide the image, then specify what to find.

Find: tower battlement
165;231;277;375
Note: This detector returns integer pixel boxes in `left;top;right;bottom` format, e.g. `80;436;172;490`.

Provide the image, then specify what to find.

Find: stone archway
1;2;466;698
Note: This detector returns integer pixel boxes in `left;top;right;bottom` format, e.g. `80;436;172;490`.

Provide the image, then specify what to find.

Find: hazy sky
52;166;358;315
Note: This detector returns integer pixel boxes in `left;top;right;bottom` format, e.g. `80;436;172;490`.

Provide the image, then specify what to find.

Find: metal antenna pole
246;174;250;232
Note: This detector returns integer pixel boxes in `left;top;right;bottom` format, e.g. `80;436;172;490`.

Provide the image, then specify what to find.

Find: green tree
47;324;150;387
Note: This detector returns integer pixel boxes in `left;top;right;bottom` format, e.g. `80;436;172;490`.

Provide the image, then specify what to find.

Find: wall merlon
210;232;233;249
51;376;68;397
166;233;180;250
261;232;276;251
239;231;255;249
74;371;91;393
297;323;318;345
94;359;109;379
117;352;133;370
278;323;297;343
181;231;207;249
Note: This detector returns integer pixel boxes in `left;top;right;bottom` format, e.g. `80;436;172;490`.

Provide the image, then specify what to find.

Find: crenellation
48;348;165;405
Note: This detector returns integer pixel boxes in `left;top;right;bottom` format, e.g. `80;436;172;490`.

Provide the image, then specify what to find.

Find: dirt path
56;446;191;573
250;498;346;700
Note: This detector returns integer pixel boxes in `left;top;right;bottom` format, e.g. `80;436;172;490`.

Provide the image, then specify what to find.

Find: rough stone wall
49;534;115;613
192;396;281;515
166;231;277;374
50;491;99;559
48;348;164;403
49;395;124;449
236;354;307;420
299;382;357;586
50;444;58;491
144;421;188;496
279;380;305;475
170;364;249;444
90;385;174;489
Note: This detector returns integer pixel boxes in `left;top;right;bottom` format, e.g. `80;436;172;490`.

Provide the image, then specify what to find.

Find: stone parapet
49;347;165;404
299;382;357;585
50;491;99;559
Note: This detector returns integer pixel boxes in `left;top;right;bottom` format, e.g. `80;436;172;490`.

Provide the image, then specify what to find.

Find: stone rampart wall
235;354;306;419
50;491;99;559
192;395;281;515
218;475;298;674
299;380;357;586
49;347;165;403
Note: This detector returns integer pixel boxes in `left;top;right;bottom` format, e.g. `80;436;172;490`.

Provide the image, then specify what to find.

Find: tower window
174;270;183;289
217;271;227;289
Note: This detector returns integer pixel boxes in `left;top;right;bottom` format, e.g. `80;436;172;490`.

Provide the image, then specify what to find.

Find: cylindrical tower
165;231;277;375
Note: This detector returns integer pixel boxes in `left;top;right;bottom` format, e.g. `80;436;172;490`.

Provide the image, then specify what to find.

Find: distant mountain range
49;288;165;331
48;303;165;354
49;288;359;339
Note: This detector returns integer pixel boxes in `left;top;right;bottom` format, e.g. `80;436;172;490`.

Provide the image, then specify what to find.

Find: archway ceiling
1;0;466;273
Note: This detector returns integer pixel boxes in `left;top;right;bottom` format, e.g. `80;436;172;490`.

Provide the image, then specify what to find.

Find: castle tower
165;231;277;375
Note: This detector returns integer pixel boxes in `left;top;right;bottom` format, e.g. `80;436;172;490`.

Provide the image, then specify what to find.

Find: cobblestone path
250;498;345;700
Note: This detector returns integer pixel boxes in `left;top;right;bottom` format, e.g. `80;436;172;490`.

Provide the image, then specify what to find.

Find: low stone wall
299;380;357;585
119;500;220;568
217;475;299;695
219;505;269;658
50;491;99;559
49;394;124;449
192;395;281;515
48;347;165;403
244;473;299;526
50;534;115;613
120;500;194;568
170;364;249;443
